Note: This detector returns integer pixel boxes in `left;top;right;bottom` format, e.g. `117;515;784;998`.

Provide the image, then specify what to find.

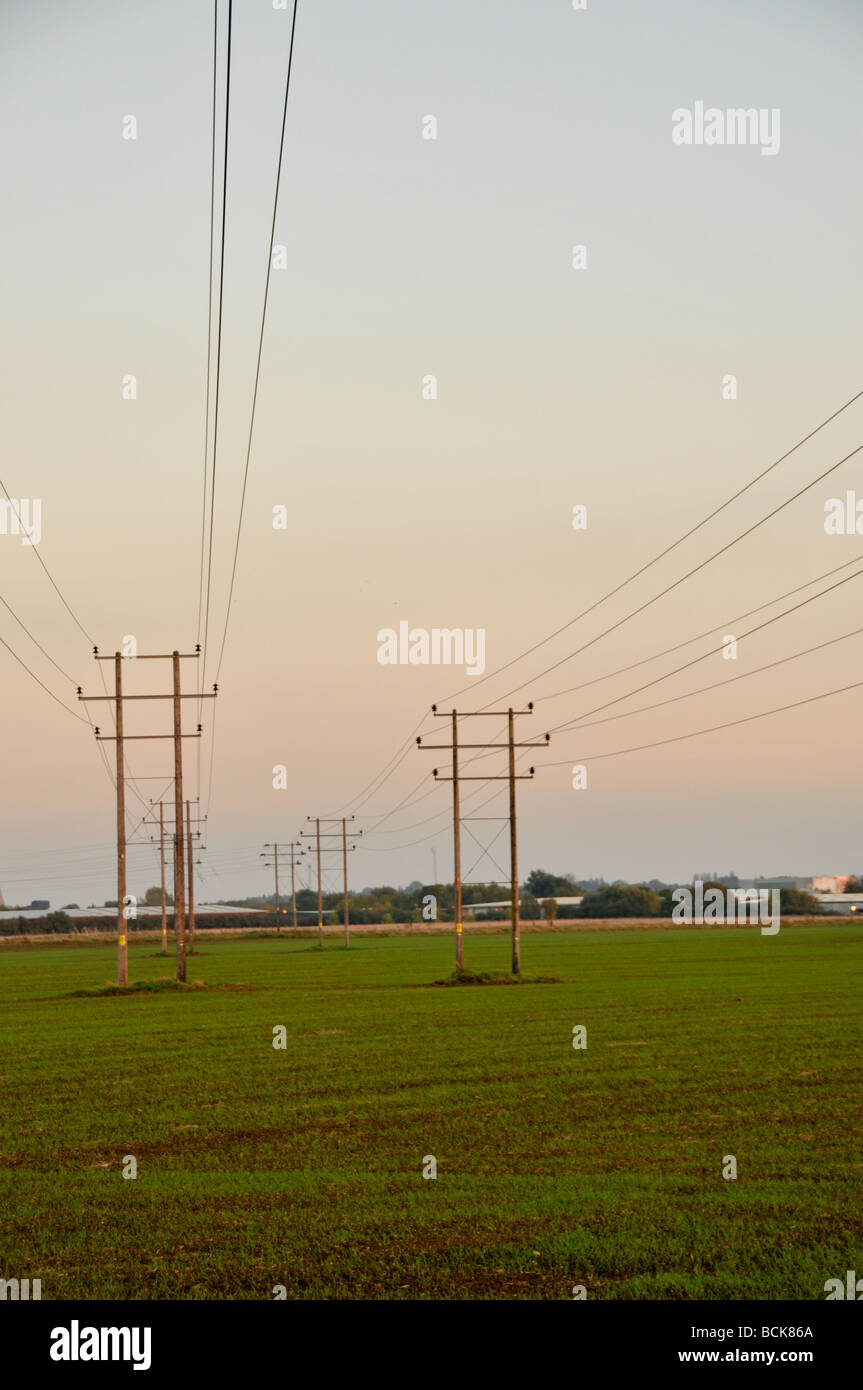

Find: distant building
695;872;740;888
809;875;851;894
814;893;863;916
752;876;806;892
29;900;50;910
470;896;584;918
749;876;852;894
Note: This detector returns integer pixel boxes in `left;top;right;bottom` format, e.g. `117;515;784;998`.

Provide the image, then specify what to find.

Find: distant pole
316;818;322;948
80;646;212;986
508;708;520;976
115;652;127;986
186;798;196;956
274;843;281;928
159;801;167;955
290;843;298;928
419;705;547;978
342;818;350;948
452;710;463;971
301;821;359;945
173;651;186;983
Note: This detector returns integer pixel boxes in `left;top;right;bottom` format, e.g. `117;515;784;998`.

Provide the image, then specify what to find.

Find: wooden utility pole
144;805;206;959
340;817;360;947
262;842;304;929
508;708;520;975
186;798;196;956
172;652;186;981
342;819;349;947
301;818;361;947
418;704;548;975
289;842;300;928
114;652;127;986
81;649;214;986
452;715;462;967
314;819;322;947
159;801;167;955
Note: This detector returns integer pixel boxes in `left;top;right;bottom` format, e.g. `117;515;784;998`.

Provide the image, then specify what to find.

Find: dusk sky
2;0;862;909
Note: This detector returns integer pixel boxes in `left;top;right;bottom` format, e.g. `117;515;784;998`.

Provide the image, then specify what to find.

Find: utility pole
508;708;520;975
186;798;196;956
114;652;127;985
81;648;215;985
289;841;300;928
341;816;359;948
147;797;197;955
144;806;205;963
262;842;304;929
418;704;548;975
313;818;322;948
159;801;167;955
301;818;361;947
172;653;186;980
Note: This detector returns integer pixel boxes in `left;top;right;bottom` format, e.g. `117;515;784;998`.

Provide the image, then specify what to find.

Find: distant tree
577;884;662;918
542;897;558;925
778;888;823;916
525;869;574;898
844;876;863;893
520;892;541;921
144;886;173;907
43;910;73;934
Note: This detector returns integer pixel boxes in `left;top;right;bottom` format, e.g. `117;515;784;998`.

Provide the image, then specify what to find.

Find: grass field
1;923;861;1300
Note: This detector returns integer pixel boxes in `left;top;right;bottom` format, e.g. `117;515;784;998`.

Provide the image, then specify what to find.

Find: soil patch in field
430;970;562;987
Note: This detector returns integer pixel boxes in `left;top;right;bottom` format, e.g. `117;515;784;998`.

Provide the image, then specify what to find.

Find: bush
778;888;823;915
577;884;662;918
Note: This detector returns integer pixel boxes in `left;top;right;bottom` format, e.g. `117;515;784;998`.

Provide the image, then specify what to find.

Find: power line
541;560;863;735
0;592;80;686
553;624;863;737
201;0;233;692
538;677;863;768
325;714;429;817
0;480;95;645
197;0;219;651
213;0;301;683
0;633;88;723
477;440;863;710
533;551;863;707
435;387;863;705
328;402;863;827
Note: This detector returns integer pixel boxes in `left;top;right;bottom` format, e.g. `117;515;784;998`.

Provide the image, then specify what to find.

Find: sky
1;0;863;910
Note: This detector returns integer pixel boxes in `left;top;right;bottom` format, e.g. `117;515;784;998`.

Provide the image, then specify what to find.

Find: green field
1;924;861;1300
